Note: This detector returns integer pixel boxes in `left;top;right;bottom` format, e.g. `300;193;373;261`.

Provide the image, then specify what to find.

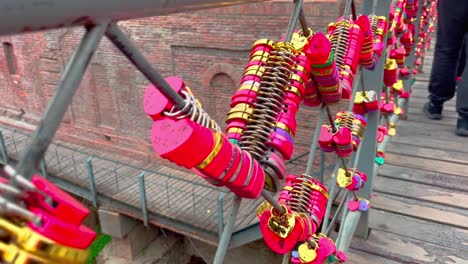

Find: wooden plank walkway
348;48;468;263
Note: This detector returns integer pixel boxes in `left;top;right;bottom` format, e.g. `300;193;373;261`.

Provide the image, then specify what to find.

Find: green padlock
375;157;385;166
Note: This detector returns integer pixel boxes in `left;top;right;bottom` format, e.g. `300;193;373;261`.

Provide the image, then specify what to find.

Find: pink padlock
181;126;215;168
244;60;267;70
380;102;395;113
28;208;96;249
231;159;265;199
143;76;185;120
216;144;242;182
284;90;302;108
226;149;251;189
241;74;262;83
283;97;300;113
266;132;294;160
295;54;313;73
28;175;89;226
269;151;287;179
226;132;243;141
276;117;297;137
226;120;247;131
199;134;234;179
231;95;257;108
151;117;206;168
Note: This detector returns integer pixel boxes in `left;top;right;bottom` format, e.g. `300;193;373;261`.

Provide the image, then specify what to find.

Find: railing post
0;131;9;164
213;196;242;264
354;0;392;239
401;0;424;119
217;192;225;241
139;172;149;227
40;160;48;179
86;156;98;207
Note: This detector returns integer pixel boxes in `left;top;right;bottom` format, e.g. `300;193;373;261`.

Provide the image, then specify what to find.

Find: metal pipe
213;195;242;264
305;106;325;176
86;156;98;207
285;0;305;42
0;0;268;37
320;163;340;233
336;211;361;252
105;23;186;110
325;190;347;236
294;0;311;36
15;22;107;180
261;190;286;214
217;192;225;241
139;172;149;227
0;131;8;164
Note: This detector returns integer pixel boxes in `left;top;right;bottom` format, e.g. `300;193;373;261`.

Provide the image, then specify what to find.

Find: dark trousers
428;0;468;117
457;39;466;77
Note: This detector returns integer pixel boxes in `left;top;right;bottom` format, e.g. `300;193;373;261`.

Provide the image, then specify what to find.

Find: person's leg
456;39;466;80
425;0;467;119
456;34;468;136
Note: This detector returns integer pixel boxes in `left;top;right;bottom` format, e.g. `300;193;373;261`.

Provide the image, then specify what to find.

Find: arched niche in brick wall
201;63;241;128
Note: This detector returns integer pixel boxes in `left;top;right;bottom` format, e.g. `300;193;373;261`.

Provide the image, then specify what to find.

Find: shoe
456;116;468;137
423;102;442;120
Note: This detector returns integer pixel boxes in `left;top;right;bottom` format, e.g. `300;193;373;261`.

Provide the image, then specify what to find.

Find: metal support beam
0;131;8;164
213;196;242;264
40;160;48;179
336;211;361;252
86;156;98;207
139;172;149;227
354;0;392;239
15;22;107;181
0;0;268;37
305;107;325;176
217;192;225;241
105;23;186;110
402;0;424;118
285;0;306;42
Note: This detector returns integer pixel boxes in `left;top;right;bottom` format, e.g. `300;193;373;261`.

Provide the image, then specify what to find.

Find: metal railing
0;125;240;242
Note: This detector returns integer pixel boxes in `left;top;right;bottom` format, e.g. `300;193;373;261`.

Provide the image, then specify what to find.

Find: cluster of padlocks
141;0;437;263
0;0;438;263
0;165;95;263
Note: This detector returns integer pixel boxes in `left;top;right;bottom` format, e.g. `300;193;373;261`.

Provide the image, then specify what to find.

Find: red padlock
28;208;96;249
27;176;89;226
143;76;185;120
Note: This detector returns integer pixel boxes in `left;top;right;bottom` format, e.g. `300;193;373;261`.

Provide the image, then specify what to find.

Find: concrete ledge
98;209;138;239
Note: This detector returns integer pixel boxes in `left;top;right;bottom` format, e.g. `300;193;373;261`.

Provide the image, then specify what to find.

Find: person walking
423;0;468;136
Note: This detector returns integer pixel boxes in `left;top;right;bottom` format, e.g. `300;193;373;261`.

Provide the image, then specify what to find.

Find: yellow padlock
0;241;51;264
298;241;318;263
336;168;352;188
0;218;90;263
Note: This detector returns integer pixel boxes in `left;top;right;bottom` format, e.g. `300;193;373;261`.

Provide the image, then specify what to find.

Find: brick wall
0;0;343;173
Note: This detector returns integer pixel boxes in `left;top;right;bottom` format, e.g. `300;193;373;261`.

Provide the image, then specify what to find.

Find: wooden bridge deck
347;50;468;263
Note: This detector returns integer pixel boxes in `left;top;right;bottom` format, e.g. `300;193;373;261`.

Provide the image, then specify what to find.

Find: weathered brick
0;0;341;173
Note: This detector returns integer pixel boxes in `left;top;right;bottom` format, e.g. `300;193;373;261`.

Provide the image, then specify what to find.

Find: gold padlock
0;218;89;263
336;168;352;188
291;32;308;52
256;201;272;217
393;80;403;91
394;106;403;115
0;240;52;264
354;92;365;104
298;241;318;263
267;205;295;238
